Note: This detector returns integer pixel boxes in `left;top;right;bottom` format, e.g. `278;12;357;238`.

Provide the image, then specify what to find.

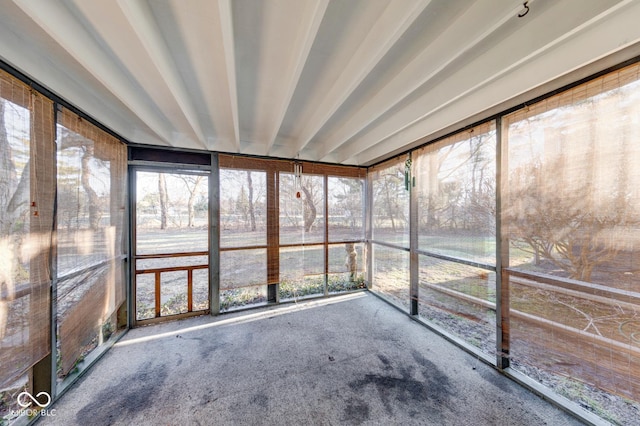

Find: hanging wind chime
294;161;303;199
405;155;412;191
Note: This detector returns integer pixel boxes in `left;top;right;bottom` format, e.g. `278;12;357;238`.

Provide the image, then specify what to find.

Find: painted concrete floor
40;292;583;425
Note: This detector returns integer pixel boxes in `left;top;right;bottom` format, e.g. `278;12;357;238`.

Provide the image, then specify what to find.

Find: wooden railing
414;267;640;401
420;269;640;352
135;251;208;318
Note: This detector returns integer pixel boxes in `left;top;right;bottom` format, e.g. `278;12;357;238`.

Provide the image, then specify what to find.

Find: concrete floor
40;292;583;425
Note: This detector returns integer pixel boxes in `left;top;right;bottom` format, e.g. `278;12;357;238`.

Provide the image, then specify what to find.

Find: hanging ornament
405;156;412;191
294;161;302;199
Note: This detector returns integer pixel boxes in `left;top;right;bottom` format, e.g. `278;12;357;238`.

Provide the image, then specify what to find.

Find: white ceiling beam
314;0;525;160
288;0;432;158
11;0;178;147
253;0;329;156
69;0;208;150
0;2;166;146
67;0;205;150
116;0;208;149
169;0;241;152
347;0;640;165
217;0;240;151
7;0;638;164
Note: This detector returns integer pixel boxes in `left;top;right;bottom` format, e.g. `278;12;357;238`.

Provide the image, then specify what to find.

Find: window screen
414;122;496;265
370;157;409;247
56;108;126;379
504;63;640;406
328;176;364;242
0;70;54;388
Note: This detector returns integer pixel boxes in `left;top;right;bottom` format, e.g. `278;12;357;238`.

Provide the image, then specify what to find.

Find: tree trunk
81;146;101;229
247;171;256;231
0;100;17;236
0;100;20;339
187;191;195;228
186;176;203;227
158;173;168;229
383;180;397;232
301;184;316;233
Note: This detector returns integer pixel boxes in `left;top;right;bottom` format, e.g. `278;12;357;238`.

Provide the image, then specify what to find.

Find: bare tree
301;184;316;233
57;128;105;229
0;99;29;339
246;171;256;231
373;166;407;233
219;169;265;232
507;156;636;282
0;100;14;339
331;178;363;229
1;101;31;237
80;145;101;229
179;175;205;227
279;173;323;232
158;173;168;229
300;176;325;233
417;133;495;234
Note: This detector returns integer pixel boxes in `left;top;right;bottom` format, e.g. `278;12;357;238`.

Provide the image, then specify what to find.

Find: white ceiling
1;0;640;166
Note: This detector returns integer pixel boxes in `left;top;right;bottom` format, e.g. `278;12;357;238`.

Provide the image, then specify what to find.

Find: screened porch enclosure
369;63;640;424
1;51;640;426
134;170;210;322
217;156;367;312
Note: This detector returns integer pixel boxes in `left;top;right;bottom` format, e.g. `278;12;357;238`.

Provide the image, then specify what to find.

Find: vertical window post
496;116;510;369
210;153;220;315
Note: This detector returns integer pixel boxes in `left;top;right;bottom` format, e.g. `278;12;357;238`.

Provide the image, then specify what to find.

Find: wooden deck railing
135;251;208;318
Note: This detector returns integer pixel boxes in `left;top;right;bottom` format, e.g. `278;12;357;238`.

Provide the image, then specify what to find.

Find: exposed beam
262;0;329;156
168;0;241;152
217;0;241;151
0;1;165;146
67;0;205;150
7;0;639;165
287;0;432;158
348;0;640;165
70;0;209;150
116;0;208;149
11;0;178;147
314;0;523;160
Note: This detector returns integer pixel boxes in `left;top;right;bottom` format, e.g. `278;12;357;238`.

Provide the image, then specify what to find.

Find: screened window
219;167;268;311
328;176;364;242
371;157;409;247
0;70;54;391
220;169;266;248
504;63;640;407
414;122;496;265
279;172;325;299
414;122;497;356
370;156;410;308
136;171;208;255
372;245;410;312
279;173;325;245
56;108;126;379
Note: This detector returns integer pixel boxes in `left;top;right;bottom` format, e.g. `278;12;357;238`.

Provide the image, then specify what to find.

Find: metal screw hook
518;1;529;18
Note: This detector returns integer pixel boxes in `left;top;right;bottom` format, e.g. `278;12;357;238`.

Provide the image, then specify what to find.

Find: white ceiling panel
1;0;639;165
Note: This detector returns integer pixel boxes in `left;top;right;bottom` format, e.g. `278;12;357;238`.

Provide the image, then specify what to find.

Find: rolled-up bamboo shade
0;69;54;388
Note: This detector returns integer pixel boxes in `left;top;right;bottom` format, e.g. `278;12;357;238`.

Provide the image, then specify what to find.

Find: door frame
128;159;218;327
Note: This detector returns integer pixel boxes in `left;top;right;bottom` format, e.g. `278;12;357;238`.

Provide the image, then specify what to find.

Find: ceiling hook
518;1;530;18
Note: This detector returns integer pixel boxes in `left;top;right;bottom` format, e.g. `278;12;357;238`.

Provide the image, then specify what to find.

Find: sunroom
1;1;639;425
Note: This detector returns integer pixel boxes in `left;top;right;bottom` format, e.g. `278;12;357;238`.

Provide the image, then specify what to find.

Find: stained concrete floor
40;292;583;425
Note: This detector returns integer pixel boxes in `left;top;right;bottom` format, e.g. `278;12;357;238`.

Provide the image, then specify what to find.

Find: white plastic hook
518;1;530;18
